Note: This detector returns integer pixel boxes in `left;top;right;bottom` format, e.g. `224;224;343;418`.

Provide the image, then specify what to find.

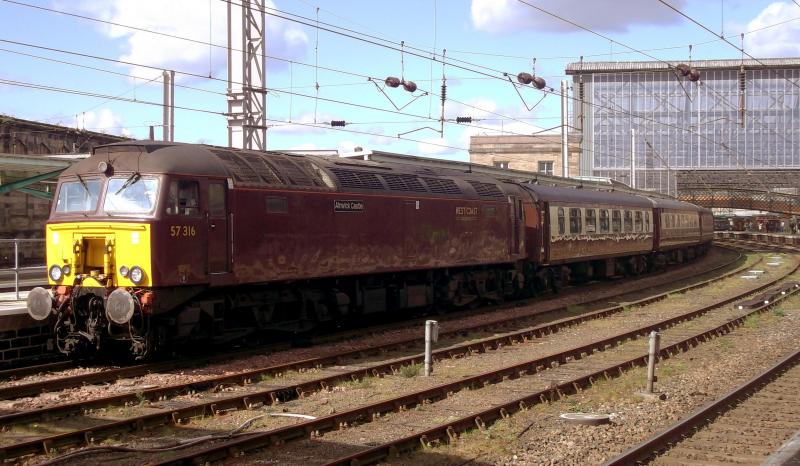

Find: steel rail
0;248;745;400
3;255;790;464
0;250;750;428
319;283;800;466
602;347;800;466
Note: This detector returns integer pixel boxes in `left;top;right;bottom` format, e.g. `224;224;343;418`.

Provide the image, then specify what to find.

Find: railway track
0;248;793;464
605;348;800;466
0;247;747;399
138;258;800;465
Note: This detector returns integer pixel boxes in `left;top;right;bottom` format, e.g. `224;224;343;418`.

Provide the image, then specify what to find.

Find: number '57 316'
170;225;196;237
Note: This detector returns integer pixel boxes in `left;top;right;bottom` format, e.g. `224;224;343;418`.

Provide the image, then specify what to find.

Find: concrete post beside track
646;331;661;393
424;320;438;377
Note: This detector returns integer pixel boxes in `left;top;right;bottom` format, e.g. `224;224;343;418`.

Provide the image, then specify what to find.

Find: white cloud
471;0;686;34
72;108;130;136
743;2;800;57
76;0;308;80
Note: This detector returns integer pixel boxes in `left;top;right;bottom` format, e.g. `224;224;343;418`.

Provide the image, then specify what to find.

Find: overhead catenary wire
2;0;795;176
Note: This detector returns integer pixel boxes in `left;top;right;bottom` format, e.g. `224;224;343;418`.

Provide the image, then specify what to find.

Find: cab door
207;181;229;273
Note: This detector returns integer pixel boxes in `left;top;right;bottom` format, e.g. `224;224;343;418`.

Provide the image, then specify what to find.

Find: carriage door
207;181;229;273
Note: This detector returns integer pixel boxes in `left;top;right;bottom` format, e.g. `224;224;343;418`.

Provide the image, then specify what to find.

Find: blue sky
1;0;799;161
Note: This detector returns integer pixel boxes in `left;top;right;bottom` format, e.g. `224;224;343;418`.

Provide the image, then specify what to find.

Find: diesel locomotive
26;141;713;359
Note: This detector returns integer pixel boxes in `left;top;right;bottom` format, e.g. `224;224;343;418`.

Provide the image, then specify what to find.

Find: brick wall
0;314;53;366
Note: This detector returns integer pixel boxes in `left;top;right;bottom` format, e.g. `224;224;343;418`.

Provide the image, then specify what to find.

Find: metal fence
0;239;45;300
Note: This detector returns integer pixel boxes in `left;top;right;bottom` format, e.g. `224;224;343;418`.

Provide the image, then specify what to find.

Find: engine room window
599;209;609;233
612;210;622;233
55;178;102;213
634;211;643;232
569;208;582;234
166;180;200;216
104;177;159;214
585;209;597;233
266;196;288;214
557;207;565;235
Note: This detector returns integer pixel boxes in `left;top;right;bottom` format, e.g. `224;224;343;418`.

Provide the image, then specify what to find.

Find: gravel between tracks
406;294;800;466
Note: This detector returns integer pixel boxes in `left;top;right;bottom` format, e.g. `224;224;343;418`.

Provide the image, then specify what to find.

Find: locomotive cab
26;142;232;359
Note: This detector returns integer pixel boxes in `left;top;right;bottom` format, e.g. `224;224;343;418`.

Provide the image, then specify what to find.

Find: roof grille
467;180;505;199
237;152;284;185
330;168;385;190
421;177;462;195
381;174;427;192
269;156;314;186
210;149;264;185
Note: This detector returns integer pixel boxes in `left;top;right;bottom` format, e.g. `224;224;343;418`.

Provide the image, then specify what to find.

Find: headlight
62;264;71;276
48;265;63;282
129;266;144;284
119;265;129;278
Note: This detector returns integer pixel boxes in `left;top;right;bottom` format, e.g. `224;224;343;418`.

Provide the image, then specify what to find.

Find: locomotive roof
519;183;654;208
81;141;515;200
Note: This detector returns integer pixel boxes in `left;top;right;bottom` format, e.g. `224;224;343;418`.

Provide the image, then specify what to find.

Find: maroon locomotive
27;141;712;358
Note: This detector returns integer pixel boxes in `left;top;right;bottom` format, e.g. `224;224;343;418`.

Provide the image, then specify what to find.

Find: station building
565;58;800;196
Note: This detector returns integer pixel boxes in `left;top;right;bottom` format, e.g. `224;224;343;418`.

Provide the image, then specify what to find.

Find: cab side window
208;183;226;218
166;180;200;216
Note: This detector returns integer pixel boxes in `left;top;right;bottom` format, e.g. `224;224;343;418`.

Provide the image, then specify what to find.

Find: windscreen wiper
76;173;90;193
115;172;141;195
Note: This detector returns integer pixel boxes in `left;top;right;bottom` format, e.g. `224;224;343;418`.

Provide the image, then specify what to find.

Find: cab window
166;180;199;216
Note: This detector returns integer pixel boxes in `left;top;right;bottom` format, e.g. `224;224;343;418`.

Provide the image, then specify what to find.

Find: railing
0;239;46;300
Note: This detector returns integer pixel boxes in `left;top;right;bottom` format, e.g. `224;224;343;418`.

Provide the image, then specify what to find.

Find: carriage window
599;209;609;233
557;207;565;235
586;209;597;233
645;211;650;232
634;211;643;232
612;210;622;233
166;180;200;216
569;208;582;234
624;210;633;232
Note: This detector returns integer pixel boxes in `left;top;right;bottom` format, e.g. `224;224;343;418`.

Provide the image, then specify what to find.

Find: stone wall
0;115;124;155
0;115;127;266
469;134;582;177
